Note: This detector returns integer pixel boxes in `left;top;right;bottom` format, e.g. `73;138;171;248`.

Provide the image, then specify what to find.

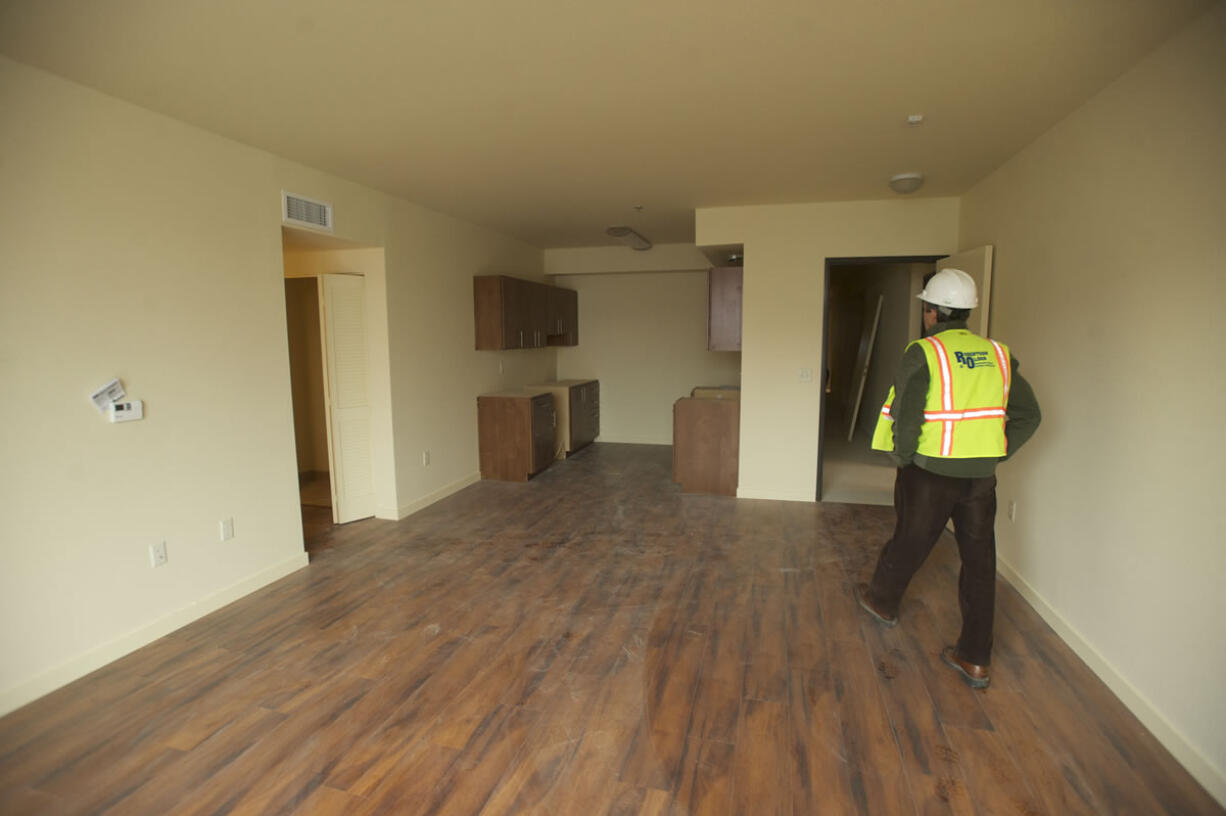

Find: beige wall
283;277;328;473
554;272;742;444
380;234;554;519
696;198;960;500
959;3;1226;799
544;243;710;276
0;55;549;713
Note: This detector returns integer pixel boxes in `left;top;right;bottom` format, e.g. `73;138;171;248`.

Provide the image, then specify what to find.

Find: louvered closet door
320;274;375;523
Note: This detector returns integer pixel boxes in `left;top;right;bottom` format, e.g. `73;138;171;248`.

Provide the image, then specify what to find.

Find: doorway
284;275;333;541
282;227;381;549
817;256;940;504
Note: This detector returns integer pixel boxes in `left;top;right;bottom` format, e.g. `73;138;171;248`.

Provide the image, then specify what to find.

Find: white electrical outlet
1008;500;1017;522
422;450;431;466
799;367;814;383
149;541;168;567
220;517;235;541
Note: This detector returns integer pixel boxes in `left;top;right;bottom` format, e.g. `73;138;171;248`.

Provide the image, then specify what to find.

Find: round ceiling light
889;172;925;194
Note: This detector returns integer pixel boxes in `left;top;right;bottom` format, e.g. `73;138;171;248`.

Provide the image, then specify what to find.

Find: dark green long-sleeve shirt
887;319;1041;478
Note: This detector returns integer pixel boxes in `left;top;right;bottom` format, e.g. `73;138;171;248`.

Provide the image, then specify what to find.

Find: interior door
319;273;375;524
847;295;884;441
938;246;994;336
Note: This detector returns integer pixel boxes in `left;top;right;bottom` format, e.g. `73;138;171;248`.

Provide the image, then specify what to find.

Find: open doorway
282;227;382;550
284;275;333;541
818;256;941;504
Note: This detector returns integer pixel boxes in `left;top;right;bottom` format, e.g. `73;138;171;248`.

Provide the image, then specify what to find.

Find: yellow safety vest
871;330;1011;458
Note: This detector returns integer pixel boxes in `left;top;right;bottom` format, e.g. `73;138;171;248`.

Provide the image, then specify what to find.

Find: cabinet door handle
519;330;524;347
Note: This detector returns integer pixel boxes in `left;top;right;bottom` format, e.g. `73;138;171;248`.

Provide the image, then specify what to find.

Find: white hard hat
918;268;978;309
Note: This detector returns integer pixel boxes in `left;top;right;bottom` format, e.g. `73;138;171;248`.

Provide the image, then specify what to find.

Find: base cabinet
477;391;556;481
673;396;739;495
526;379;599;458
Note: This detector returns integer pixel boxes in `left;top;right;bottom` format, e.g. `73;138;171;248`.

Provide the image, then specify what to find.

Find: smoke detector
888;173;925;194
606;226;652;251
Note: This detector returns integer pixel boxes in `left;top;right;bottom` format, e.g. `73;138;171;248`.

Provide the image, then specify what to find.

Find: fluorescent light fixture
889;172;925;194
606;225;652;251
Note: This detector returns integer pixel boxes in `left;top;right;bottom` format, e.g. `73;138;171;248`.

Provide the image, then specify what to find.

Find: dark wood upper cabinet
474;275;517;349
474;275;578;350
547;286;578;346
525;280;551;348
708;266;743;352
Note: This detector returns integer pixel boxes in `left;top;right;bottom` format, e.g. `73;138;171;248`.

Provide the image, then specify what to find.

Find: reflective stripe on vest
926;335;955;455
989;337;1011;453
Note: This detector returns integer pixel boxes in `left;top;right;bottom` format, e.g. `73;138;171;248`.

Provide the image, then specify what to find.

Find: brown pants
866;465;998;665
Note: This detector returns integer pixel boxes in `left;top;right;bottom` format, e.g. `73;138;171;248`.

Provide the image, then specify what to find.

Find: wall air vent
282;191;333;232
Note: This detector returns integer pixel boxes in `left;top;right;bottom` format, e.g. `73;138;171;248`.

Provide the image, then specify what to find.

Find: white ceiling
0;0;1212;248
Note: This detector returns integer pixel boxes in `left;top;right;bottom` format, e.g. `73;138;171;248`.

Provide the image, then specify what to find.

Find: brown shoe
854;583;898;628
941;647;990;689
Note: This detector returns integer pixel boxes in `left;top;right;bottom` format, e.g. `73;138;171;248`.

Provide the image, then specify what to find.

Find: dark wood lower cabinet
673;396;739;495
477;391;556;480
526;379;599;458
569;380;599;452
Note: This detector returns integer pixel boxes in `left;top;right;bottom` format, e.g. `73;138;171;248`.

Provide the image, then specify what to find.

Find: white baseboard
996;556;1226;807
0;552;310;717
736;484;816;503
396;472;480;520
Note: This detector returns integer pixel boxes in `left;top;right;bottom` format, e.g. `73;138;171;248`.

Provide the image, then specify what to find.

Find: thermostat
109;400;144;423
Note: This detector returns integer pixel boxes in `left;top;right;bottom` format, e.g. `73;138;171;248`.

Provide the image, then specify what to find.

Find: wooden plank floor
0;443;1219;815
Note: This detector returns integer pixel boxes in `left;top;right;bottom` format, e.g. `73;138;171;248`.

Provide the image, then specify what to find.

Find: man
854;268;1040;689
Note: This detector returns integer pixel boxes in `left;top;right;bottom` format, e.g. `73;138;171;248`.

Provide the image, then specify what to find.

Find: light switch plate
149;541;168;567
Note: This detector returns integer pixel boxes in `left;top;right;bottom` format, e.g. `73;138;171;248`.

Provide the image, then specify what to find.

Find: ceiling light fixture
888;172;925;194
606;225;652;251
